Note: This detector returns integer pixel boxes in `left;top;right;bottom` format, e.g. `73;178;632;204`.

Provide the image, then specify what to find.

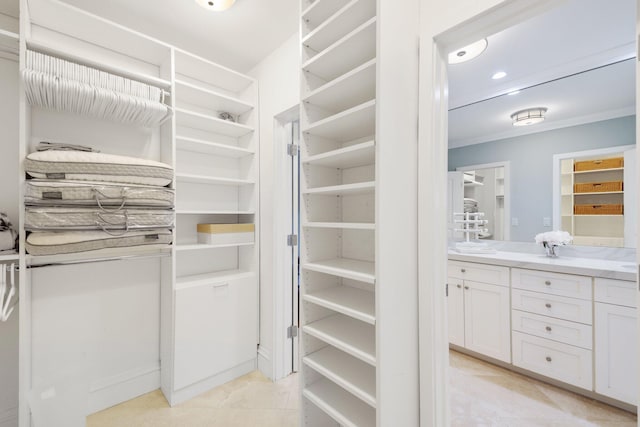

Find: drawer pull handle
545;303;552;308
546;356;552;362
544;280;551;286
464;285;469;290
461;268;466;273
456;284;462;289
545;326;552;332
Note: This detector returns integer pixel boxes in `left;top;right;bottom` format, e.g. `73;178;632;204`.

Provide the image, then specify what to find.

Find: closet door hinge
287;144;299;156
287;325;298;338
446;283;449;297
287;234;298;246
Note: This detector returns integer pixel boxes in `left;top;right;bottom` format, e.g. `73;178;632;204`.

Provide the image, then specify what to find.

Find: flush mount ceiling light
448;39;488;64
511;107;548;127
195;0;236;11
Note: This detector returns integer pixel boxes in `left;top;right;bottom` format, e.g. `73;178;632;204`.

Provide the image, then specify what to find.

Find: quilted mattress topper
25;150;174;187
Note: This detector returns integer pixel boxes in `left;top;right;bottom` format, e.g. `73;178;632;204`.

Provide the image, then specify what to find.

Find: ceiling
59;0;299;73
448;0;636;148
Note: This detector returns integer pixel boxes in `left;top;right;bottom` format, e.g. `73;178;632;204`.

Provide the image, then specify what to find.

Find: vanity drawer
512;289;592;325
447;261;509;286
512;268;592;300
512;309;592;349
512;331;593;390
594;278;637;308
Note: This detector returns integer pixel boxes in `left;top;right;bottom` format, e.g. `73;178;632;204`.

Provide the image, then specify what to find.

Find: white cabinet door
447;277;465;347
464;280;511;363
174;277;258;390
595;302;638;405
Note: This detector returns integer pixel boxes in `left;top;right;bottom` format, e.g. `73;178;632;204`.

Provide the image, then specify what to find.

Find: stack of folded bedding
24;142;175;256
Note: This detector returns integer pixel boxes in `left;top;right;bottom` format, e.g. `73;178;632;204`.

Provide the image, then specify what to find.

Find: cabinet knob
545;303;552;308
544;280;551;286
545;326;552;332
464;285;469;290
461;268;466;273
456;284;462;289
546;356;552;362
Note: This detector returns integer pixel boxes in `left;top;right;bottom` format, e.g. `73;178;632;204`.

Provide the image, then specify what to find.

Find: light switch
543;217;551;227
512;217;519;226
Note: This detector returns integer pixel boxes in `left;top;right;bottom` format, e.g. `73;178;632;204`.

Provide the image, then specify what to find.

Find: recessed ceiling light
448;39;488;65
492;71;507;80
511;107;548;126
195;0;236;11
507;90;520;96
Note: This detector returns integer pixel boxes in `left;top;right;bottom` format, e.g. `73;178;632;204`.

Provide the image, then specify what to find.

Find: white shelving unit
299;0;420;424
168;47;259;405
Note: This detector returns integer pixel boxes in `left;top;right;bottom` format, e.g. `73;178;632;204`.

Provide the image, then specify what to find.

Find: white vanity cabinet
511;268;593;390
447;261;511;363
594;278;638;405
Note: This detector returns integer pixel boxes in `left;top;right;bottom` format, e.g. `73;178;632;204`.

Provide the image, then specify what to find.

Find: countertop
448;250;638;282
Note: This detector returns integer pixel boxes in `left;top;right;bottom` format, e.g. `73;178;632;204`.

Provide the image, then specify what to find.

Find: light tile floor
88;351;637;426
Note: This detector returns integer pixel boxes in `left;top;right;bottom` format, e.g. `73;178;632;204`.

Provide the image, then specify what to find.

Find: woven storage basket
574;157;623;172
574;181;623;193
574;204;623;215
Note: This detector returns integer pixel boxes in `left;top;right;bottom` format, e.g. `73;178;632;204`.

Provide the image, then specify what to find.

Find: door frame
418;1;564;425
271;105;300;381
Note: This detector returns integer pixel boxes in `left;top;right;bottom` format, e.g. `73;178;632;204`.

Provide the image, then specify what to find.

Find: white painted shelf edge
175;108;254;137
303;314;376;366
302;258;375;284
303;99;375;133
303;345;376;408
303;181;375;196
302;58;376;105
176;210;255;215
303;222;375;230
175;242;254;251
303;140;375;168
174;79;254;114
175;269;255;290
302;378;376;427
175;173;254;186
175;135;254;157
0;252;19;262
303;285;375;324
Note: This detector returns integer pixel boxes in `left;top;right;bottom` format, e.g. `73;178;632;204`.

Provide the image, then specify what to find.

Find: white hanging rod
26;39;172;92
26;250;171;269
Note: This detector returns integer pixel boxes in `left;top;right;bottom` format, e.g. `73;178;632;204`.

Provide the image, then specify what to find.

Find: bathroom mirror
447;0;636;247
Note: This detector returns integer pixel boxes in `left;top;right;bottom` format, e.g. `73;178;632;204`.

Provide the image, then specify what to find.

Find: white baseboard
0;406;18;427
87;364;161;414
257;346;273;380
167;358;256;406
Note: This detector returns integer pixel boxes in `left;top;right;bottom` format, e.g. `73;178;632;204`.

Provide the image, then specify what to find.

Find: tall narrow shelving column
299;0;420;425
164;49;260;405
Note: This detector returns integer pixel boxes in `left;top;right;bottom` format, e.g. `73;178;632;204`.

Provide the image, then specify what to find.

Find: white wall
248;33;299;380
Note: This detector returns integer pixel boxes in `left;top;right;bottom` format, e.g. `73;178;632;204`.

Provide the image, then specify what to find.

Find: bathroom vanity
447;249;638;409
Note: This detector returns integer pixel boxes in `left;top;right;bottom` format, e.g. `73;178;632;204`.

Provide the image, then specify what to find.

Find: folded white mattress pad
25;150;174;187
25;207;174;231
25;180;175;208
26;229;173;256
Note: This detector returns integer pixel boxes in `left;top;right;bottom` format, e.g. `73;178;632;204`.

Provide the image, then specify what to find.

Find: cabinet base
450;346;637;414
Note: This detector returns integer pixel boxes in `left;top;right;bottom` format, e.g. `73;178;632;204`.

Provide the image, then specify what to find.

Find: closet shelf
176;210;255;215
574;191;623;195
175;79;254;117
174;48;254;94
304;286;375;324
302;0;376;55
25;38;171;89
176;136;254;158
303;222;375;230
176;173;254;186
301;0;345;29
302;17;376;82
175;108;254;138
304;100;375;141
303;346;376;408
0;252;19;262
304;140;375;169
303;59;376;112
175;269;255;290
302;258;375;284
303;379;376;427
25;246;171;267
573;167;624;174
175;242;254;251
0;29;18;56
304;181;375;196
303;314;376;366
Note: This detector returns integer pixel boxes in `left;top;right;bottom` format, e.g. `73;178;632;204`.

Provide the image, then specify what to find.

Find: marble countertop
448;250;638;281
